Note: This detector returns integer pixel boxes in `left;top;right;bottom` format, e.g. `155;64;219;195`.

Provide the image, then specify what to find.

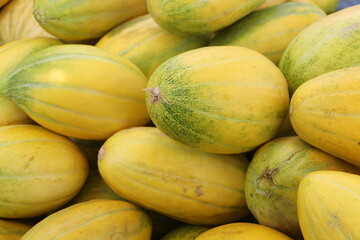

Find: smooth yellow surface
21;199;151;240
98;127;250;225
0;219;31;240
298;171;360;240
96;14;208;78
0;38;63;126
0;0;55;45
2;44;150;140
0;124;89;218
290;67;360;166
195;222;293;240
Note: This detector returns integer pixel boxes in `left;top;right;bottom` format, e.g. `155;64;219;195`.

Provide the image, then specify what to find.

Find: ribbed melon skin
96;14;209;78
297;171;360;240
145;46;289;154
0;37;63;126
289;67;360;167
279;4;360;94
0;219;32;240
147;0;265;36
98;127;250;225
0;124;89;218
210;2;326;65
195;222;292;240
244;136;359;238
0;44;150;140
34;0;148;42
21;199;152;240
0;0;55;45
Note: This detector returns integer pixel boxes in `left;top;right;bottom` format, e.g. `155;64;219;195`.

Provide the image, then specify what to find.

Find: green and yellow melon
256;0;287;10
147;0;265;36
195;222;292;240
298;171;360;240
244;136;359;238
96;14;209;78
161;225;211;240
0;124;89;218
279;4;360;94
0;0;55;45
289;0;339;13
0;37;63;126
33;0;148;42
0;44;150;140
21;199;152;240
290;67;360;167
98;127;250;225
145;46;289;154
210;2;326;65
0;219;32;240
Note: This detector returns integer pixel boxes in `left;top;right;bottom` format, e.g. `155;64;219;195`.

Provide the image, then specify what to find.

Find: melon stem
143;86;171;104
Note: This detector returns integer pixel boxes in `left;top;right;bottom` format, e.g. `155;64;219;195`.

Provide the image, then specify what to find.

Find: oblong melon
279;4;360;94
98;127;250;225
147;0;265;36
298;171;360;240
0;44;150;140
96;14;209;78
289;67;360;166
210;2;326;65
33;0;148;42
145;46;289;154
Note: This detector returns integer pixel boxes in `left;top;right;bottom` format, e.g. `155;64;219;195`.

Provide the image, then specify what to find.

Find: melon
161;225;210;240
279;4;360;94
0;219;32;240
145;46;289;154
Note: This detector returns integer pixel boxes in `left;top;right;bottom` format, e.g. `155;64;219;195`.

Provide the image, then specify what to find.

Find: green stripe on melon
279;4;360;95
210;2;326;65
145;46;289;154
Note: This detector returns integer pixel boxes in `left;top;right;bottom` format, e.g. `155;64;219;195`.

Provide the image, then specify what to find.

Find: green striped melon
96;14;209;78
145;46;289;154
0;44;150;140
0;37;63;126
0;0;55;45
161;225;210;240
289;67;360;167
147;0;265;36
0;219;32;240
279;4;360;94
0;124;89;218
244;136;359;238
33;0;148;42
21;199;152;240
98;127;250;225
297;171;360;240
210;2;326;65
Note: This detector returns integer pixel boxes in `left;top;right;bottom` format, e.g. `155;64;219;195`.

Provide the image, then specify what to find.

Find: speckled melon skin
145;46;289;154
147;0;265;36
279;4;360;95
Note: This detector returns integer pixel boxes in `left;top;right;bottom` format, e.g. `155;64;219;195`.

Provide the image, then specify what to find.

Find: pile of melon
0;0;359;239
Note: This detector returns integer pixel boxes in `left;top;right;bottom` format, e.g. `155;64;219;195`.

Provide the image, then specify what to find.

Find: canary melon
96;14;209;78
0;0;55;45
298;171;360;240
147;0;265;36
33;0;147;42
21;199;152;240
145;46;289;154
0;219;31;240
0;44;150;140
98;127;250;225
195;222;292;240
0;37;63;126
0;124;89;218
279;4;360;94
244;136;359;238
290;67;360;167
210;2;326;65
